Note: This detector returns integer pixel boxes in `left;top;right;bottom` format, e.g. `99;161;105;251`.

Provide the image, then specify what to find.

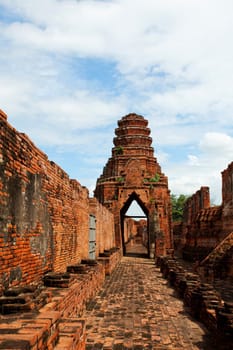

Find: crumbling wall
94;113;173;258
0;110;90;290
178;164;233;262
123;218;147;246
180;187;218;260
89;197;115;256
221;162;233;236
199;231;233;281
123;217;138;243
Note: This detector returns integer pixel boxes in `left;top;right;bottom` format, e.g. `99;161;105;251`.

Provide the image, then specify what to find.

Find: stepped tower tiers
94;113;173;258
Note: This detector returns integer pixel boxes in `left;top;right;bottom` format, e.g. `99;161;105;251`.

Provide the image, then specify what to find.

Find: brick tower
94;113;173;257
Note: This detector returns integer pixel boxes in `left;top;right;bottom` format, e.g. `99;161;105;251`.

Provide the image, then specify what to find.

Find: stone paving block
84;256;233;350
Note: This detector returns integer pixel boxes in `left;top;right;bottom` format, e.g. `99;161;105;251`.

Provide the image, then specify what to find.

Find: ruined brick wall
123;218;138;243
182;186;210;226
173;221;183;252
180;187;222;260
0;110;90;290
137;219;148;246
194;163;233;279
221;162;233;236
179;164;233;261
199;232;233;281
228;246;233;278
95;114;173;258
89;198;115;256
123;219;146;245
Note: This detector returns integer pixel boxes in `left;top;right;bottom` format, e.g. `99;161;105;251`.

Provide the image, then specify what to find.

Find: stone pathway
84;256;219;350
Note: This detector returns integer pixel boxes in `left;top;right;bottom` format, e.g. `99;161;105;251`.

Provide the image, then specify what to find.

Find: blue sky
0;0;233;205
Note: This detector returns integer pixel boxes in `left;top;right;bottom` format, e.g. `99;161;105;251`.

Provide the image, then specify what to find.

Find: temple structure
94;113;173;258
0;109;232;347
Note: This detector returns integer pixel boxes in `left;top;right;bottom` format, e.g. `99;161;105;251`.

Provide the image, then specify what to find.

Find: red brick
0;110;116;291
94;113;173;258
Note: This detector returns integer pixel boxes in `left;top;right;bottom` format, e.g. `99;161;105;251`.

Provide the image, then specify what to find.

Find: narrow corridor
84;256;218;350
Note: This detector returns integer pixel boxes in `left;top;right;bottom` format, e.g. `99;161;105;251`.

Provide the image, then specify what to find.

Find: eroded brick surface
173;164;233;301
95;113;173;258
0;111;116;293
84;255;228;350
0;260;112;349
1;109;232;349
89;198;115;256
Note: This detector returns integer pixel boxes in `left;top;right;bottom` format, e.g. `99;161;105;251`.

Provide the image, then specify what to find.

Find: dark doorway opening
120;192;149;258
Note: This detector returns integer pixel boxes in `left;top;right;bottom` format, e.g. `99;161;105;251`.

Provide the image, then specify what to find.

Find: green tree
171;194;189;221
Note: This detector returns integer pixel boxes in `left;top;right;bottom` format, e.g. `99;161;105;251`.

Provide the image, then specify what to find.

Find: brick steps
201;232;233;266
54;319;85;350
0;269;92;349
43;272;74;288
0;311;60;350
97;248;121;275
157;256;233;338
0;243;121;349
0;285;51;315
217;301;233;337
199;232;233;284
67;265;89;274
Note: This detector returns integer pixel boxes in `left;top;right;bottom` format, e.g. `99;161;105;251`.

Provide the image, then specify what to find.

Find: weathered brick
0;110;116;293
94;113;173;258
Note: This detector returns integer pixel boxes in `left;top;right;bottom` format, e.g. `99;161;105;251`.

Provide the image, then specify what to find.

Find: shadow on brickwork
158;256;233;350
125;252;149;259
194;334;233;350
125;242;149;259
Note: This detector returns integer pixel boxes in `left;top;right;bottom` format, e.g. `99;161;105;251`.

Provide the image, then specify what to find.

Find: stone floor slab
84;256;230;349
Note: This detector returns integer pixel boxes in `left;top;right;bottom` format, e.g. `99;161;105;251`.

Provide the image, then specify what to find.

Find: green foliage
144;173;160;184
171;194;189;221
149;174;160;182
115;146;124;155
116;176;124;183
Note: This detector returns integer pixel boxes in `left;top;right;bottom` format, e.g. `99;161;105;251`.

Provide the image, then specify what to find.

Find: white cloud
188;155;200;166
200;132;233;158
0;0;233;202
5;91;127;149
36;91;127;130
163;132;233;204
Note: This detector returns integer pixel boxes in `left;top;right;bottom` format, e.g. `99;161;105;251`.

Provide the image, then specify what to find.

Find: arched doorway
94;113;173;258
120;192;149;257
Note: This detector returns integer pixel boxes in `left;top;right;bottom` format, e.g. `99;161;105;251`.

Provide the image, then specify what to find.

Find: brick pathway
84;256;218;350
